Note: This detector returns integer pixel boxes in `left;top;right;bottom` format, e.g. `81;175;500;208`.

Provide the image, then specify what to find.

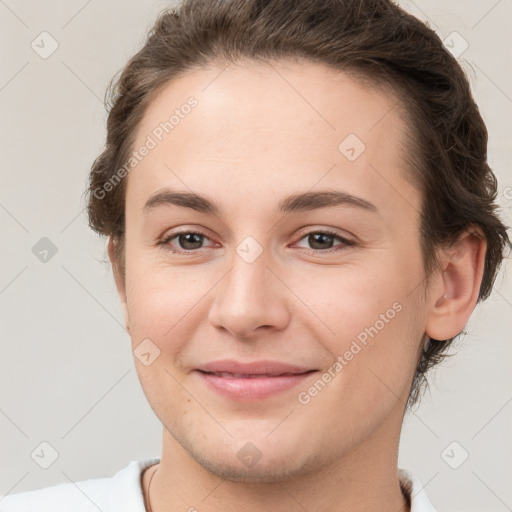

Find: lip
195;359;317;400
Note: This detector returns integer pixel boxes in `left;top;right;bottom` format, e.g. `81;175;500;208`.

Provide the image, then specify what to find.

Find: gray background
1;1;511;511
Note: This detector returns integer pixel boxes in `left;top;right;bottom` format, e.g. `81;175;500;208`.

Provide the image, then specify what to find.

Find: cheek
124;257;215;353
291;257;424;400
124;261;210;412
350;302;422;412
294;302;422;444
292;255;416;342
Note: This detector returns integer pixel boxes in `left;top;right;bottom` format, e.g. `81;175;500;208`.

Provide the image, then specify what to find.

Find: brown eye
175;232;204;250
160;230;215;253
295;230;355;253
307;232;336;250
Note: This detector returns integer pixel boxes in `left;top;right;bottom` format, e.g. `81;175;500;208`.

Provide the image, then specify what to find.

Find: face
116;59;430;482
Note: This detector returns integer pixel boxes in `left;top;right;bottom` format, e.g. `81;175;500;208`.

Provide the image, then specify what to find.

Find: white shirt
0;457;437;511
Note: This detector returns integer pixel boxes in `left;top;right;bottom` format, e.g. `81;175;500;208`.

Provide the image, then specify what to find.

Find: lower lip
197;371;317;400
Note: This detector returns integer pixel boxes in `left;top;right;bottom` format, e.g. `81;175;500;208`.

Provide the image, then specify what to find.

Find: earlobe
425;227;487;341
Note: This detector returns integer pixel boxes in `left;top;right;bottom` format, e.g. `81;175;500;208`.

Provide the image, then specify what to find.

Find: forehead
128;58;419;219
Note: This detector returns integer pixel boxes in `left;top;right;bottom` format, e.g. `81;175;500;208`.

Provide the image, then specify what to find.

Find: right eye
159;230;217;253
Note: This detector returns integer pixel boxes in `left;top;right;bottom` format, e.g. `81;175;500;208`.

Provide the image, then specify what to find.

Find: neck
144;410;409;512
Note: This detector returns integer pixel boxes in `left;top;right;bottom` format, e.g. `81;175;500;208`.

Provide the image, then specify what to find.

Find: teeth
211;372;286;378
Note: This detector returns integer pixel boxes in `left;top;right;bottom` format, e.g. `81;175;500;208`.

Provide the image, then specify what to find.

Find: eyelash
158;228;356;255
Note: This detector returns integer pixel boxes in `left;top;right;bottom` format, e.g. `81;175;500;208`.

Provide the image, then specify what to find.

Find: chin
172;425;326;484
191;450;321;484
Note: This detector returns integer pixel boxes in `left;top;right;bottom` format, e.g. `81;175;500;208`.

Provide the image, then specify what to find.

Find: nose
207;246;291;339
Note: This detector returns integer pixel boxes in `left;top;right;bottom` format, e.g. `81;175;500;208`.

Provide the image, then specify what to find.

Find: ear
425;226;487;341
107;236;130;332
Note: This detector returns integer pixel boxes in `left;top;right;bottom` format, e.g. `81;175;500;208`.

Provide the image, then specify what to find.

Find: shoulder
0;457;160;512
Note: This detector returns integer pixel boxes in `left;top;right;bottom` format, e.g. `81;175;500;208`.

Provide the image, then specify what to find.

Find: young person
1;0;508;510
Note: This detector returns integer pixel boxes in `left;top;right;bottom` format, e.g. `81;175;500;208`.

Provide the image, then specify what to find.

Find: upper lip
196;360;315;376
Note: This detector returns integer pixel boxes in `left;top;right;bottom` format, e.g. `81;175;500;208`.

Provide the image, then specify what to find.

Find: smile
195;364;318;400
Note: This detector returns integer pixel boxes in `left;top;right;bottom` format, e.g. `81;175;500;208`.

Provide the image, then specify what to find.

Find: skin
108;58;486;512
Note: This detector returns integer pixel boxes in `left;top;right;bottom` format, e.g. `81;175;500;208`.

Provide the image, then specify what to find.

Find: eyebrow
143;188;378;215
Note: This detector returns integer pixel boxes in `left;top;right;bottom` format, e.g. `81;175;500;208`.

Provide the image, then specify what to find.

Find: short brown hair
86;0;510;409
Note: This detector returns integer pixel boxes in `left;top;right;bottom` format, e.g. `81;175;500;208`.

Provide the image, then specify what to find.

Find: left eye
293;230;355;252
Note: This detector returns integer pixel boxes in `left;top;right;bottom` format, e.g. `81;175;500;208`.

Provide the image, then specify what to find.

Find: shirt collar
399;468;437;512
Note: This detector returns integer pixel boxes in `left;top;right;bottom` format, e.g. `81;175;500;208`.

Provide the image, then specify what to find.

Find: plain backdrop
1;1;511;511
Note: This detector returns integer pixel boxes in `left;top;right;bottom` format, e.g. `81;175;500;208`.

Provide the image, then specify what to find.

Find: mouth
194;360;318;400
200;371;314;378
